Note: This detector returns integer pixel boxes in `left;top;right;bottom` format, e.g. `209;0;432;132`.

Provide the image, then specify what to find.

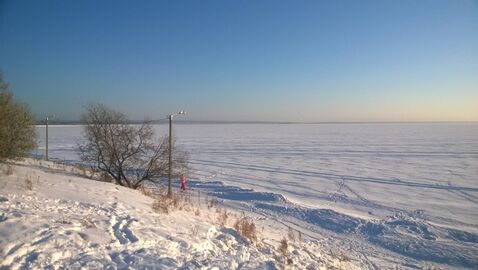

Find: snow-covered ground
0;159;361;269
23;123;478;268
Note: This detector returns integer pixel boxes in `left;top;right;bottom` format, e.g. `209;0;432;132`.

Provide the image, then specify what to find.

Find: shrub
79;103;188;189
278;237;289;264
234;214;257;243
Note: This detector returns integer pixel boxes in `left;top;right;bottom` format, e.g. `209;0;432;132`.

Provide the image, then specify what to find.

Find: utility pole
168;114;173;197
167;111;185;198
45;116;49;161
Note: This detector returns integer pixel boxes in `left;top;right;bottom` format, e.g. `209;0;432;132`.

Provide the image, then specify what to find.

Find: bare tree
0;74;36;160
79;103;188;189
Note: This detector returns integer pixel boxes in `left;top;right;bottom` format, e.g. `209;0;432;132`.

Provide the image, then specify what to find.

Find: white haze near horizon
34;123;478;233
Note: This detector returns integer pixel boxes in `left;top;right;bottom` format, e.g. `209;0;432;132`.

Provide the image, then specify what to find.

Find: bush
278;238;289;265
0;74;36;160
79;103;188;189
234;214;258;243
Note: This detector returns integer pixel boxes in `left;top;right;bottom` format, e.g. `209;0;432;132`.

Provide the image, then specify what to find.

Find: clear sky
0;0;477;122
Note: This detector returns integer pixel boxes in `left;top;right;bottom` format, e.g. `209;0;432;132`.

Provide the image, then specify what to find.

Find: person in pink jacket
180;174;187;191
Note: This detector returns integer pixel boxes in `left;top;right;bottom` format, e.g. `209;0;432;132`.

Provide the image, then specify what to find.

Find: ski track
189;159;478;192
447;189;478;204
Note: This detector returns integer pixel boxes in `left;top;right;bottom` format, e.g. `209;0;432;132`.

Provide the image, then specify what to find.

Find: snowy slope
0;159;363;269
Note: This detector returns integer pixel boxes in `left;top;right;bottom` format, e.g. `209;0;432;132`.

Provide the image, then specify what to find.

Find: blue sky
0;0;477;122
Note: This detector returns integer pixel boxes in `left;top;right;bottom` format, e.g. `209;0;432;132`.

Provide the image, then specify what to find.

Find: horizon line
35;119;478;125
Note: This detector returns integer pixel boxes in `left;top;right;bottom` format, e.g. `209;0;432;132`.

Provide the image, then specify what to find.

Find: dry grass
24;175;33;190
206;197;219;209
79;216;96;228
191;224;199;236
152;197;171;214
81;167;89;178
99;172;113;183
0;163;14;175
5;165;13;175
217;208;229;227
197;190;202;206
278;237;289;265
138;185;156;198
50;160;100;180
176;192;193;211
151;191;194;214
78;165;94;179
337;252;350;262
233;214;257;244
173;194;181;209
287;226;296;242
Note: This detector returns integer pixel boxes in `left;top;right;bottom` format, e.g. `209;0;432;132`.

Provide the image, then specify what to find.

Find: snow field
0;160;362;269
28;123;478;268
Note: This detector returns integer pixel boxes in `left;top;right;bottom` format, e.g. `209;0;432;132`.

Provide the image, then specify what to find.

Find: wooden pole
45;116;49;161
168;114;173;197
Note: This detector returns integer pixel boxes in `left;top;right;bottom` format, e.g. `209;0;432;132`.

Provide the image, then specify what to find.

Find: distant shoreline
35;120;478;125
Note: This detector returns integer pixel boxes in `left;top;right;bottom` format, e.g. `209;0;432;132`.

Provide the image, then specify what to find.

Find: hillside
0;159;360;269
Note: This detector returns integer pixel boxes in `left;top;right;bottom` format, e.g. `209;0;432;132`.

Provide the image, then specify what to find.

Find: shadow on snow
188;178;478;268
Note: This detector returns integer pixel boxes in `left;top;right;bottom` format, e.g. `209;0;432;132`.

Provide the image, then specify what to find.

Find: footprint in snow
110;215;139;245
